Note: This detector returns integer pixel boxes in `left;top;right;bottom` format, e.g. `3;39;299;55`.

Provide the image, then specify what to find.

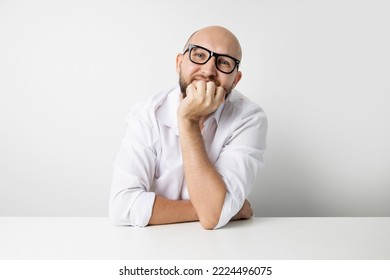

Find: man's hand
231;199;253;221
178;80;225;124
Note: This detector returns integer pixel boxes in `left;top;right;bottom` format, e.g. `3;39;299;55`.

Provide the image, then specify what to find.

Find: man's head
176;26;242;97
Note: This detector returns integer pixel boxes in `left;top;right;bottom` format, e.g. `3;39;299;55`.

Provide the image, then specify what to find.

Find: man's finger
186;83;197;97
206;81;216;97
215;86;226;103
195;80;206;95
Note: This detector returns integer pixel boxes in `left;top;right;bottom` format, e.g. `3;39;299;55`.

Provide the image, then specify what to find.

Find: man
109;26;267;229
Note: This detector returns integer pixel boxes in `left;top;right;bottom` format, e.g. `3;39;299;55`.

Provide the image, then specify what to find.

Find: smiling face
176;26;242;97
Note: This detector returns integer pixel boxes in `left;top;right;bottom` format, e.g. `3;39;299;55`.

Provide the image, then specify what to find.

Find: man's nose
201;56;218;76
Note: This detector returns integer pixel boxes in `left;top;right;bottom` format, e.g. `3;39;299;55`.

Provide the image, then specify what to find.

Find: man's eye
191;50;208;62
195;53;205;58
218;59;231;67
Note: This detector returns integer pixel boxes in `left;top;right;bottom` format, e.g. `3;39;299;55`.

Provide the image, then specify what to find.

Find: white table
0;217;389;259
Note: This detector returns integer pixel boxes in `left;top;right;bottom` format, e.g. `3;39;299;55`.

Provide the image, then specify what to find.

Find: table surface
0;217;389;260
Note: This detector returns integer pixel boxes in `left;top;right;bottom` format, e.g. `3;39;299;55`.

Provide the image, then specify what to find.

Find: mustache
190;75;221;87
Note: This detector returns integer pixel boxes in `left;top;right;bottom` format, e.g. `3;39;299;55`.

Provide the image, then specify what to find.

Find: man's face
176;30;242;98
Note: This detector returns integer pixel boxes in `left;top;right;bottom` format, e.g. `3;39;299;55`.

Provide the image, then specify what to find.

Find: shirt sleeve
109;104;159;227
214;104;268;229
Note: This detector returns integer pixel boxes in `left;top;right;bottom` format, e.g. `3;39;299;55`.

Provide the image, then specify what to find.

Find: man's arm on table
148;196;198;225
148;196;252;226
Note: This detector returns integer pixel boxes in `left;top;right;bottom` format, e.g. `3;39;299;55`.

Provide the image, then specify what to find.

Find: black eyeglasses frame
183;44;240;74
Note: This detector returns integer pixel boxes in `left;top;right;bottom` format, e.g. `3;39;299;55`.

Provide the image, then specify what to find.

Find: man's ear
232;70;242;88
176;53;183;74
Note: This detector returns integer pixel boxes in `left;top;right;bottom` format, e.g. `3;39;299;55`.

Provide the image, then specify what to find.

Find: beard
179;72;234;99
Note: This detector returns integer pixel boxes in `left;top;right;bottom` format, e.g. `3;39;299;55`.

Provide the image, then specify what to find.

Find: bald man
109;26;267;229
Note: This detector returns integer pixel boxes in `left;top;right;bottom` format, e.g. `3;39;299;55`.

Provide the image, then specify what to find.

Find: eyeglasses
183;44;240;74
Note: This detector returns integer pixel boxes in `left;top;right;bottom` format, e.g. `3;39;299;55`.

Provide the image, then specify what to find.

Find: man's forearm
148;196;199;225
179;119;227;229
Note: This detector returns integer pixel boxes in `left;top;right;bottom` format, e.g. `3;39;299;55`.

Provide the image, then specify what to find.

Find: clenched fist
231;199;253;221
177;80;226;124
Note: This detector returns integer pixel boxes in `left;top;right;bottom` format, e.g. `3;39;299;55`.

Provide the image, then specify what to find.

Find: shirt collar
213;101;225;125
155;87;180;135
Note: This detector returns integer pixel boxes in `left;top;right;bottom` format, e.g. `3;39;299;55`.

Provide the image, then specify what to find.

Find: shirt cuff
130;192;156;227
214;193;241;229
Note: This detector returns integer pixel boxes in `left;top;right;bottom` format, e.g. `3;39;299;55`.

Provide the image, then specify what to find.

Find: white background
1;0;389;217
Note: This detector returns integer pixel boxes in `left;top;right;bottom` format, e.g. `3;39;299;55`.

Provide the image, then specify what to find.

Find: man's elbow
199;215;220;230
197;202;225;229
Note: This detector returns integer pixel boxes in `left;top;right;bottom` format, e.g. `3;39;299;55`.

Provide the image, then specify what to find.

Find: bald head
184;26;242;60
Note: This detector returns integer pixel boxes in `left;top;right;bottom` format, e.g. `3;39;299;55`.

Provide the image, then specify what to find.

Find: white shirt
109;86;267;229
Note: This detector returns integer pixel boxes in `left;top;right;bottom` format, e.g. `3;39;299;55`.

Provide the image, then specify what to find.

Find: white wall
1;0;389;217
